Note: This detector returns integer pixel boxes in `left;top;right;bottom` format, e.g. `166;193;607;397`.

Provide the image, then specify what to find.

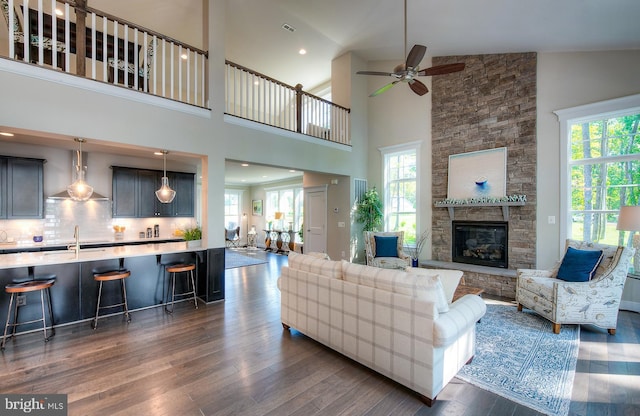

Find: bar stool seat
165;263;198;314
92;269;131;329
2;278;56;350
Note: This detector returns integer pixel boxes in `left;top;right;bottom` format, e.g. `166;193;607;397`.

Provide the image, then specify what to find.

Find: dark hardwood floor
0;250;638;415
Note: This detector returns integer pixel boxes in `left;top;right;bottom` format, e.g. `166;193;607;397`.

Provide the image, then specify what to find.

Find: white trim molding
553;94;640;256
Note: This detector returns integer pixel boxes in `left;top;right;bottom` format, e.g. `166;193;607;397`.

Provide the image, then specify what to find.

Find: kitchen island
0;242;224;332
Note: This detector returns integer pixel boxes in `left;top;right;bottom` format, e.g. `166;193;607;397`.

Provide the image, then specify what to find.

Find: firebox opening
452;221;508;268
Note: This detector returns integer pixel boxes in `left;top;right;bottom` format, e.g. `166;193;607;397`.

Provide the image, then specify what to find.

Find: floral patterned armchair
364;231;411;269
516;239;635;334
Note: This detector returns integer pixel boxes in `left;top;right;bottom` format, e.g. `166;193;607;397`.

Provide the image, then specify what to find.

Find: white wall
364;57;434;258
536;50;640;268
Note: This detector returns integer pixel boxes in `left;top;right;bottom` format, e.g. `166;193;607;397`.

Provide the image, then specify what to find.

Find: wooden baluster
295;83;303;134
75;0;87;76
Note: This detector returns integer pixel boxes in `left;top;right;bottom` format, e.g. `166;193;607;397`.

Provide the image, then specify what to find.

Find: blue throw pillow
556;247;604;282
374;236;398;258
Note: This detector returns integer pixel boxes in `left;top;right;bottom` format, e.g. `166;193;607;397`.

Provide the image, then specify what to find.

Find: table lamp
616;205;640;274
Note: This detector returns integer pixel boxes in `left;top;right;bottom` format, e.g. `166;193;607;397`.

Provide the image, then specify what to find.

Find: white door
304;186;327;254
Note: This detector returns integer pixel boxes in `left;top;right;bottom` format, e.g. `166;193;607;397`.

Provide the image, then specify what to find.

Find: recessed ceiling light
299;49;307;55
262;175;268;178
289;170;296;173
0;132;14;137
153;151;163;156
253;80;260;86
241;163;249;167
180;53;188;60
55;9;63;16
241;179;246;182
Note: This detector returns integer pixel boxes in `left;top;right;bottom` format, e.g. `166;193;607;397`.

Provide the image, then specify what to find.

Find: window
224;190;242;229
380;142;421;245
265;186;303;241
557;95;640;250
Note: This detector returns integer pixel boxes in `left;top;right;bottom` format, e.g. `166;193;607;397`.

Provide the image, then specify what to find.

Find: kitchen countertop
1;236;184;251
0;241;205;269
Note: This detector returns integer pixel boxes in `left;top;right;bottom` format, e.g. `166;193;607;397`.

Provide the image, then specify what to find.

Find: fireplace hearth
452;221;508;268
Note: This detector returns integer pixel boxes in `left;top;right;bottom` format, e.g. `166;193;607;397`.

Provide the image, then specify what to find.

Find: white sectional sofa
278;252;486;405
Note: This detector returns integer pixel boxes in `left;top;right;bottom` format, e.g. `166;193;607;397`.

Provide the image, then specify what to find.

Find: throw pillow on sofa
406;268;463;304
341;261;449;313
288;251;343;279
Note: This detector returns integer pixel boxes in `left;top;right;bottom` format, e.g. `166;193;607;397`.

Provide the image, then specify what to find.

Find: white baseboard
620;300;640;313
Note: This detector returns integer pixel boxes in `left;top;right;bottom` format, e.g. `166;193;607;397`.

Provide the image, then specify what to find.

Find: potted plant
355;187;384;231
405;230;431;267
183;226;202;248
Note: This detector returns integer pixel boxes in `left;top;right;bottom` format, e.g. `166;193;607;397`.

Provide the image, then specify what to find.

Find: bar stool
165;263;198;314
12;273;57;335
92;269;131;329
2;278;56;350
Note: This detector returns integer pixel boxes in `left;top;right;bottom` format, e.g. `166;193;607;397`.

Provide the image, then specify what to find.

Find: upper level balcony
0;0;351;146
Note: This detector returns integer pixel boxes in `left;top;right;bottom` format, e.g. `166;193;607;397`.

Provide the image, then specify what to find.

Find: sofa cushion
557;247;604;282
406;268;463;304
341;261;449;313
287;251;343;279
374;236;398;257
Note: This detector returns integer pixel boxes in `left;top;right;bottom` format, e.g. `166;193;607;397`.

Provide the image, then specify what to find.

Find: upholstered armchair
364;231;411;269
225;226;240;248
516;239;635;335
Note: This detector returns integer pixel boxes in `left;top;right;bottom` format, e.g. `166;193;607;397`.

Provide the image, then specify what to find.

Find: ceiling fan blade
405;44;426;69
409;79;428;96
356;71;395;76
417;63;466;76
370;81;399;97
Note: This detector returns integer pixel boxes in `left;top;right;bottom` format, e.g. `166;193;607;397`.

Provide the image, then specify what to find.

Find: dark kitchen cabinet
170;171;195;217
112;166;137;217
112;166;195;218
0;156;44;219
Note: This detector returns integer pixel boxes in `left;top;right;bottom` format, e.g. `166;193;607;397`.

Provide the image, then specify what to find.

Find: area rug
225;249;268;269
456;304;579;416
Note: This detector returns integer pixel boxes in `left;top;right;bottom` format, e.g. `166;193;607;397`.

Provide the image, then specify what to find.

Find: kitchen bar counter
0;242;224;332
0;241;202;269
0;237;184;254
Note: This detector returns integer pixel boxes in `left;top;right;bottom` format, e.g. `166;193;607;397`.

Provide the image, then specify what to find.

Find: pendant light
67;138;94;201
156;150;176;203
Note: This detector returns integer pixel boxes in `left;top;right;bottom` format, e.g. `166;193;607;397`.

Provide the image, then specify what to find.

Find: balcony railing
225;60;351;146
1;0;208;108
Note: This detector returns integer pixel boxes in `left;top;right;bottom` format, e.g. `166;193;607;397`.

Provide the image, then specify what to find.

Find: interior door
304;186;327;254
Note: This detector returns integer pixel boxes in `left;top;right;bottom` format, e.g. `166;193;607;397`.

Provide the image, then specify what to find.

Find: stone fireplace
452;221;508;268
429;52;538;298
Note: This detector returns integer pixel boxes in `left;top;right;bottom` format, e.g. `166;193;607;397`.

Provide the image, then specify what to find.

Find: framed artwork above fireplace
447;147;507;199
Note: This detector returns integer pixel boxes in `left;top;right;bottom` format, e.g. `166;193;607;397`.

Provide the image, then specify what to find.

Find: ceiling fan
356;0;465;97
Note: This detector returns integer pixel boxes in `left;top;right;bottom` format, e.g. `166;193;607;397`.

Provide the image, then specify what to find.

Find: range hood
48;150;109;201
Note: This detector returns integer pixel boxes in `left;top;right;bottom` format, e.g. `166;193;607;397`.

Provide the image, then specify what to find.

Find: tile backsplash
0;199;196;245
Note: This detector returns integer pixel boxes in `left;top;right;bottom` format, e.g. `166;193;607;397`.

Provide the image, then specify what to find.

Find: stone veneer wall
431;53;537;297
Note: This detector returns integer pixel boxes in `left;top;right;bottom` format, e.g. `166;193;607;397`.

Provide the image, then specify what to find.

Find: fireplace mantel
434;200;525;221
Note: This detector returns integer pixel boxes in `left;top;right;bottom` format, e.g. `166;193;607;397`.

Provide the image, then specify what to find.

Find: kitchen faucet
69;225;80;255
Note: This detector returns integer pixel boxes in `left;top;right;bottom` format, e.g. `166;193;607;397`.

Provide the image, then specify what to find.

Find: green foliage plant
355;187;384;232
183;226;202;241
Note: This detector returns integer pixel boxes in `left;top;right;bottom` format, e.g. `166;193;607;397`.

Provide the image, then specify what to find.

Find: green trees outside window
569;114;639;247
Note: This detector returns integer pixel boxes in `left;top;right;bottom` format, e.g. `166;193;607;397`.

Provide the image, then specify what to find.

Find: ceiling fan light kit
357;0;465;97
